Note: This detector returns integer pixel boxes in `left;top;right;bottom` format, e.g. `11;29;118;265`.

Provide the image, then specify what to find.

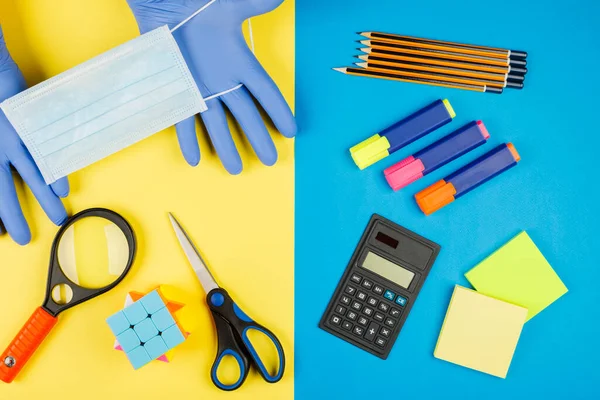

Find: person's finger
238;0;285;18
175;117;201;166
243;65;297;138
11;147;67;227
0;164;31;245
199;99;243;175
50;177;70;198
220;87;277;166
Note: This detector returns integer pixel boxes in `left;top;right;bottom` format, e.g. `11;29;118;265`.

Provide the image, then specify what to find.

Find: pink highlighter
384;121;490;191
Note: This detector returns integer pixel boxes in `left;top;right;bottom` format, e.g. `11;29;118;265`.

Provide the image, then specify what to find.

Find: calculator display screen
362;251;414;288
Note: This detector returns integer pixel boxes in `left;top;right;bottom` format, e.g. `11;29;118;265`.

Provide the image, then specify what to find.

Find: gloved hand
0;27;69;245
127;0;297;174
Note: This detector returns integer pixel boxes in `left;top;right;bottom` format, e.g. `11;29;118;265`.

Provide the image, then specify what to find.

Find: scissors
0;208;136;383
168;213;285;391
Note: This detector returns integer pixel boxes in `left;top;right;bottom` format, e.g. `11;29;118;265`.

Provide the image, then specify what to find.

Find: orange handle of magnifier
0;307;58;383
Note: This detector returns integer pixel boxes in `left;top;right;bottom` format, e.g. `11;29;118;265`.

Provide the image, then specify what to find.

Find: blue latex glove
127;0;297;174
0;27;69;245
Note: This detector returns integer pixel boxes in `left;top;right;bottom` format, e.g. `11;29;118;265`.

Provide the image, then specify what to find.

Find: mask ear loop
170;0;218;33
170;0;254;102
248;19;255;54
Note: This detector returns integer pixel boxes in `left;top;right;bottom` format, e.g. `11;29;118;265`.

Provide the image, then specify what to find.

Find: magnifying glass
0;208;136;383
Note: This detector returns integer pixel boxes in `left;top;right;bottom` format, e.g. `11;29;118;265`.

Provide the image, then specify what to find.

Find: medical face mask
1;25;204;184
0;0;239;184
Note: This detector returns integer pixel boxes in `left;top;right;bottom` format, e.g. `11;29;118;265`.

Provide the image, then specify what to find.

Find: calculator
319;214;441;359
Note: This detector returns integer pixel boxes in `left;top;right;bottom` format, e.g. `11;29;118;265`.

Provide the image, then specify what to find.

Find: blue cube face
140;290;166;315
126;346;152;370
123;301;148;325
151;307;176;332
134;318;159;343
144;336;169;360
117;329;141;353
107;311;130;336
161;325;185;349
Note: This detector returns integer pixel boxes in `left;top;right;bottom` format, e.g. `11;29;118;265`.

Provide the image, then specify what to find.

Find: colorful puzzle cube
106;286;189;369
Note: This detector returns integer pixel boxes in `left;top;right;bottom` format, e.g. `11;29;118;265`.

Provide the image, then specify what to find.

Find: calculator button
357;291;367;301
362;280;373;289
351;301;362;311
330;315;342;325
374;312;385;322
345;286;357;295
350;274;362;284
340;295;351;305
384;318;396;328
335;305;347;315
390;308;401;318
384;290;396;301
362;307;374;317
353;326;365;337
380;327;391;337
375;337;387;348
378;302;390;313
367;297;378;307
373;285;384;295
347;311;358;321
358;316;369;327
364;322;380;342
395;295;408;307
342;321;353;331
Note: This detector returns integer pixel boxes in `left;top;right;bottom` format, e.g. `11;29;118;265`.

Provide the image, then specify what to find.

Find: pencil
358;32;527;60
357;52;528;75
333;67;503;94
356;58;524;83
360;40;527;68
353;62;522;89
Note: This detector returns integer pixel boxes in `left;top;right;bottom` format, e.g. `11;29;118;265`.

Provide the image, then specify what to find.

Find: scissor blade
168;213;219;294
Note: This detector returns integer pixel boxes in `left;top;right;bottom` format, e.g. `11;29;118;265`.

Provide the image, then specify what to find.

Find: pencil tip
357;47;372;54
332;67;347;73
355;62;367;68
360;40;370;45
358;54;368;60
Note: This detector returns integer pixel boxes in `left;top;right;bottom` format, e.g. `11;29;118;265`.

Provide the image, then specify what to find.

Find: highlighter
350;99;456;169
384;121;490;191
415;143;520;215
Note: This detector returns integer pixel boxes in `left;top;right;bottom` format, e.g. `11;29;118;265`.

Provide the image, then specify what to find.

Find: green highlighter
465;231;568;321
349;99;455;169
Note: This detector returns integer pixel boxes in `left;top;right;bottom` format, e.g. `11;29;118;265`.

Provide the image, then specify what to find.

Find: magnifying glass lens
57;217;130;290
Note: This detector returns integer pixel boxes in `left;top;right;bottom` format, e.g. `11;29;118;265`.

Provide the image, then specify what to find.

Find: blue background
295;0;600;398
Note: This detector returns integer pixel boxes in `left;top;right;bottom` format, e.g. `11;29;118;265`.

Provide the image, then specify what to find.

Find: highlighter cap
384;156;425;191
350;134;391;169
415;180;457;215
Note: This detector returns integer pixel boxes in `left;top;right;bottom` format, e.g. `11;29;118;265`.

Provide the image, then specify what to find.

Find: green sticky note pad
465;232;568;321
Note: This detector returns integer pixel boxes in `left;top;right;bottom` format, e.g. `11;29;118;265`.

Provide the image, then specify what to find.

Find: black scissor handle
210;313;251;391
207;288;286;389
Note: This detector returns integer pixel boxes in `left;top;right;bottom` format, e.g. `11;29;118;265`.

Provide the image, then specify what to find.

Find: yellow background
0;0;294;398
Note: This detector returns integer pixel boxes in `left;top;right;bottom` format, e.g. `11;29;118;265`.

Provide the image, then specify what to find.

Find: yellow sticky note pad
465;232;568;321
434;286;527;378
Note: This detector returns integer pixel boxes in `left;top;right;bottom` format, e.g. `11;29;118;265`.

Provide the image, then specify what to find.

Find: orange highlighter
415;143;520;215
